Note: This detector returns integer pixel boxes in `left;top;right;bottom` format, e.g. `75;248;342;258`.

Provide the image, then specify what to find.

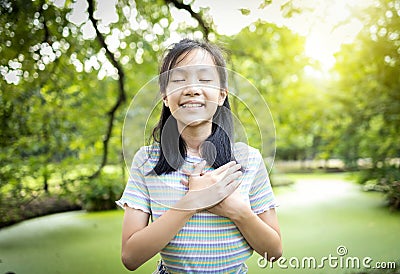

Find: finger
180;178;189;187
224;170;243;185
223;171;242;185
174;173;241;211
208;174;242;205
181;168;191;177
192;160;207;176
220;163;242;178
224;177;242;193
213;161;236;175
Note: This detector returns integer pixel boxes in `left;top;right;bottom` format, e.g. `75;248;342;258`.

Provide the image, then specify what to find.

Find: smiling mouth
180;103;205;108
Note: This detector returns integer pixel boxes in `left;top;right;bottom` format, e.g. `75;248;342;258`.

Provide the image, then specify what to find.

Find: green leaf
239;8;251;16
258;0;272;9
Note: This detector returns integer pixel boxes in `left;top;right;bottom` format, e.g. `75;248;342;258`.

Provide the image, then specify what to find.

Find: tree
333;0;400;209
0;0;213;222
223;21;328;163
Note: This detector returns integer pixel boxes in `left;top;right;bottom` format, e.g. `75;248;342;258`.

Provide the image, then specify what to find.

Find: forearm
122;162;242;271
122;208;195;270
232;209;282;260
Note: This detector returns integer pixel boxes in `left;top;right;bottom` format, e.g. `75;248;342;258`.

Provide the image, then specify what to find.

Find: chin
182;118;211;127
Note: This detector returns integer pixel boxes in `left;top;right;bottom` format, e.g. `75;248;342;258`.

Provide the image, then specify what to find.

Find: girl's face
163;49;227;129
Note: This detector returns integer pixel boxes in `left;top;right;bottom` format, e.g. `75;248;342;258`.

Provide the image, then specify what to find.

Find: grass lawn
0;173;399;274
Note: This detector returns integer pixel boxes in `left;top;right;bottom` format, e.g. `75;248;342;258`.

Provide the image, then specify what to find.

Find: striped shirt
116;142;277;273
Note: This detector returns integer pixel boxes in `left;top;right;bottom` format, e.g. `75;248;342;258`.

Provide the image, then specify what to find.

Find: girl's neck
178;121;212;156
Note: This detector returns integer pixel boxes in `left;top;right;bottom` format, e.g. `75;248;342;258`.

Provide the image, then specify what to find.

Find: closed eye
199;79;212;82
171;79;185;82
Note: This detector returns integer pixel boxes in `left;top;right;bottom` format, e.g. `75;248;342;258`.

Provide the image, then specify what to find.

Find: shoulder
131;144;160;171
234;142;262;169
234;142;259;154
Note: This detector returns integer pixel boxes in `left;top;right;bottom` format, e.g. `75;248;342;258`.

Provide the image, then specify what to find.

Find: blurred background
0;0;399;273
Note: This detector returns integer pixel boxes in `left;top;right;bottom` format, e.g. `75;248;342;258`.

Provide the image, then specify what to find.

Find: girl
117;39;282;273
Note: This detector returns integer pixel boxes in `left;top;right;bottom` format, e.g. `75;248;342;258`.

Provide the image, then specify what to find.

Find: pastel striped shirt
116;142;277;273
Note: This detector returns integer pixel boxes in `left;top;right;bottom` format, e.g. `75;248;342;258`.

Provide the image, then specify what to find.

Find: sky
191;0;373;69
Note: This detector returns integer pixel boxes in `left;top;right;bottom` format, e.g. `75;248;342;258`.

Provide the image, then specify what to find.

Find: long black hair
151;39;235;175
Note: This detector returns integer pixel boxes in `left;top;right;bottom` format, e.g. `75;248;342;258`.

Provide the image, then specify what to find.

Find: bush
80;172;125;211
359;165;400;210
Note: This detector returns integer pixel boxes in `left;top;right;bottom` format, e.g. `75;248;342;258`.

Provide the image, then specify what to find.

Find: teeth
181;103;203;108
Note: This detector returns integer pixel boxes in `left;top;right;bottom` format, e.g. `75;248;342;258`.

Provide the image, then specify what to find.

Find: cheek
165;93;180;105
165;95;179;112
165;83;180;97
165;88;173;98
206;89;222;101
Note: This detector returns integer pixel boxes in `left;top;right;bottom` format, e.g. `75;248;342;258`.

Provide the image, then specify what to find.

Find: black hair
151;39;235;175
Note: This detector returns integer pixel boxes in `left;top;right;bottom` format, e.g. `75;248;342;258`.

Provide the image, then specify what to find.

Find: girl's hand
182;161;250;220
181;161;242;191
207;190;251;220
174;161;243;211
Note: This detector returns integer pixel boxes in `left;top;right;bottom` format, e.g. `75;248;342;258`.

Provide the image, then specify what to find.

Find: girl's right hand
174;161;243;211
181;161;242;191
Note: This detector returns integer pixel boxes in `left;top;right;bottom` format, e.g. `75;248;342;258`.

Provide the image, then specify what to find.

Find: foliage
1;0;399;222
222;21;329;161
0;0;209;219
333;0;400;208
80;166;125;211
359;165;400;210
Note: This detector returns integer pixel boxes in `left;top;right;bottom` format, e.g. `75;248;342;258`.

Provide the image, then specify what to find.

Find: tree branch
87;0;126;179
164;0;210;38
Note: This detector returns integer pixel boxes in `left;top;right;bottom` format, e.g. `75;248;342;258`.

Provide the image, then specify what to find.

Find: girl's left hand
206;190;250;219
179;161;250;218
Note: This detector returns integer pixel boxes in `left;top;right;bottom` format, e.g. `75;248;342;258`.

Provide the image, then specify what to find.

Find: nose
183;83;201;96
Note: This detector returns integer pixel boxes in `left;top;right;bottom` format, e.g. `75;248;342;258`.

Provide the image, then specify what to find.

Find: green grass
269;173;400;273
0;173;399;274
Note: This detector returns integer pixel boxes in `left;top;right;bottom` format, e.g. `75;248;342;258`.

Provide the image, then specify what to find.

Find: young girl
117;39;282;273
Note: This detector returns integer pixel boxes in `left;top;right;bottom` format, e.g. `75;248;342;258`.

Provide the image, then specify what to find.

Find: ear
163;96;169;107
218;88;228;106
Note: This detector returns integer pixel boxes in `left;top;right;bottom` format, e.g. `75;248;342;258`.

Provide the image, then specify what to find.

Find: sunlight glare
303;0;366;70
194;0;371;72
305;34;336;70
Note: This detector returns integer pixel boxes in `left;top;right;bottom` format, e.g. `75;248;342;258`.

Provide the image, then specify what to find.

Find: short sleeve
116;147;151;214
249;151;277;214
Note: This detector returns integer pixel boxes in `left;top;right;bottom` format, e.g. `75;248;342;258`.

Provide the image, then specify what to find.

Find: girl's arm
121;161;242;271
121;207;195;271
232;206;282;261
207;192;282;261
